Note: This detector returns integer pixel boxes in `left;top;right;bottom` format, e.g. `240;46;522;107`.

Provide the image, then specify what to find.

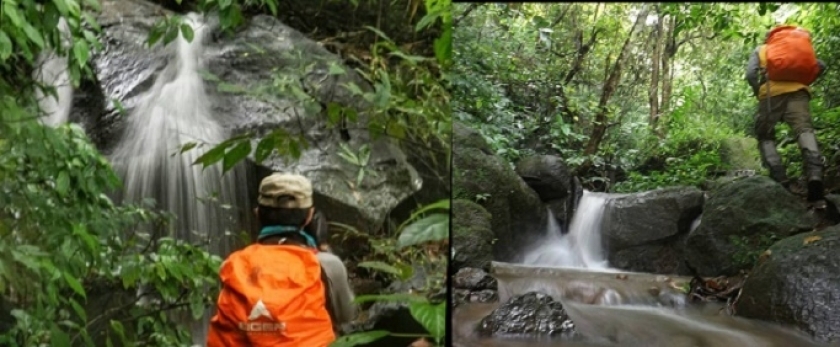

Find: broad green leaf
397;213;449;249
3;4;24;28
163;25;180;45
0;31;12;60
180;142;198;154
180;24;194;42
326;102;343;125
53;0;70;16
222;140;251;172
50;324;71;347
329;330;389;347
63;272;86;299
193;140;233;167
254;136;276;163
73;40;89;68
328;62;346;75
357;261;405;278
23;24;46;48
56;171;70;196
409;301;446;340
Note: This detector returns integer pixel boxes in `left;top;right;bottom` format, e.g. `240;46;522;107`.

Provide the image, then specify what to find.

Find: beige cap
258;173;313;209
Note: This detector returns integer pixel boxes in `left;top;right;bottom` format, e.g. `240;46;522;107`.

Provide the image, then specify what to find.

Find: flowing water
34;17;73;126
455;190;835;347
105;13;251;346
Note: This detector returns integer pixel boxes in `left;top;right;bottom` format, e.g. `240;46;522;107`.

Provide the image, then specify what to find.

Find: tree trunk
648;11;664;130
660;15;677;116
581;6;650;163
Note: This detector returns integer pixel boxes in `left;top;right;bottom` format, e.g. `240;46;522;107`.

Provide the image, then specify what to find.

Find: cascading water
108;13;251;346
34;18;73;126
522;191;610;269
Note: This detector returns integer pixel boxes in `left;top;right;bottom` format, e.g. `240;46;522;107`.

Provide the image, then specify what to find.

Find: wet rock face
73;0;421;238
736;225;840;343
684;176;815;276
451;199;494;271
477;292;576;337
453;267;497;291
453;122;546;263
601;186;704;275
452;268;498;308
515;155;572;202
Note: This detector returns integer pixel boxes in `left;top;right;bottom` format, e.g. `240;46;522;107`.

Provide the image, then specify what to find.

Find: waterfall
522;191;611;269
34;18;73;126
108;13;251;346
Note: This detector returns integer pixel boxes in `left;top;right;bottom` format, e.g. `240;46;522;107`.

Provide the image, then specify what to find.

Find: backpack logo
238;299;287;334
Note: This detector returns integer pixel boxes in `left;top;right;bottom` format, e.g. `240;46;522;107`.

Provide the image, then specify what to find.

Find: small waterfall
522;191;611;269
108;13;251;346
34;18;73;126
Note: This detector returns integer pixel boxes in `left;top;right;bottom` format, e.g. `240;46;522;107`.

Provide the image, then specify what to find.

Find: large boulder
72;0;421;238
685;176;815;276
601;186;704;274
451;199;494;271
452;122;546;262
736;225;840;343
476;292;576;338
515;155;572;202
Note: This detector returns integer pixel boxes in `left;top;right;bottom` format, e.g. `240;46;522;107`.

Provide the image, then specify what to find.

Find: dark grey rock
72;0;421;240
601;186;704;274
515;155;572;202
452;122;546;263
452;199;494;271
452;267;497;291
736;225;840;343
685;176;815;276
477;292;575;337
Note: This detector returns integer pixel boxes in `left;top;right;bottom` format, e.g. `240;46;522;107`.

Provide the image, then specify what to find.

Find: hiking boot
803;150;824;201
768;165;790;187
798;132;825;202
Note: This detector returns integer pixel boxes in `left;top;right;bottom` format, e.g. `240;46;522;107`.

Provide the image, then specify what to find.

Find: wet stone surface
477;292;576;337
453;267;498;291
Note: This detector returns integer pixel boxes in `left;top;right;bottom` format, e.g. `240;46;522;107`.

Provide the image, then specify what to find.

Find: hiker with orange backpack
745;24;827;203
207;173;356;346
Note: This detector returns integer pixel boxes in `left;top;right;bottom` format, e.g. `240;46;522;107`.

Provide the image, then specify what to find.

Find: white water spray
108;13;250;346
522;191;611;269
34;18;73;126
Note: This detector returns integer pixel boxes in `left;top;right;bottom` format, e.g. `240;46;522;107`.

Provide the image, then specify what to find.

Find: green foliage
0;121;221;346
729;233;778;268
329;199;449;347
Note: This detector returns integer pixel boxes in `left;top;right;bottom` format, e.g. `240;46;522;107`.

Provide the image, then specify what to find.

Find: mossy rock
452;199;494;271
736;225;840;342
453;122;546;262
684;176;815;276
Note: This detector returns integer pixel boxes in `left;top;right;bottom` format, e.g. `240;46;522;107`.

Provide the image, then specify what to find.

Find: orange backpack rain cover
764;25;820;85
207;244;335;347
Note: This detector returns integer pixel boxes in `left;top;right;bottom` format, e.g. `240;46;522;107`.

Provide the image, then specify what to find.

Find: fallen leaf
758;249;772;264
804;235;822;245
615;274;628;280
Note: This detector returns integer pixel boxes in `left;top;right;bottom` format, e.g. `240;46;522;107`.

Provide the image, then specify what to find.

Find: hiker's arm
317;252;357;326
745;46;761;96
815;59;827;82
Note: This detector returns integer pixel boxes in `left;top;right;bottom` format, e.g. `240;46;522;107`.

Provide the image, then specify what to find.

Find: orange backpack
764;25;820;85
207;244;335;347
